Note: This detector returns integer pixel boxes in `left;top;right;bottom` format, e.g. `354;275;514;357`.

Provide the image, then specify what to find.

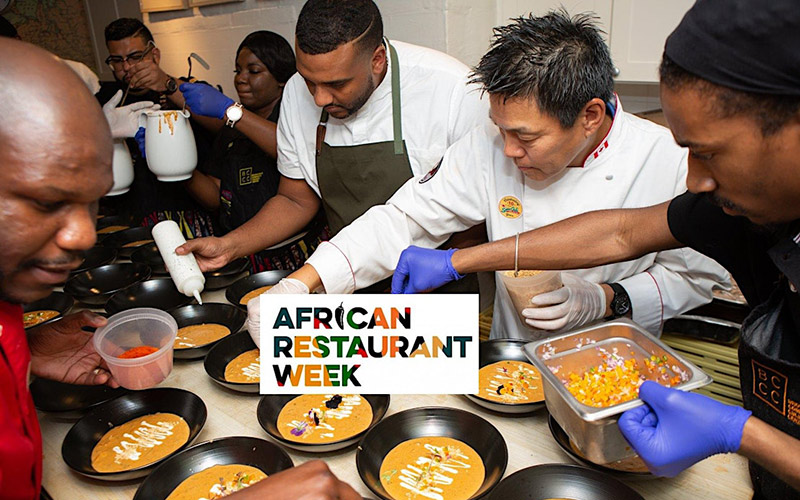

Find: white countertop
38;289;754;499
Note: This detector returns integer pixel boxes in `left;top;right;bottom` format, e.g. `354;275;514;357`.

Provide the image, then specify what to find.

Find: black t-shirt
201;100;281;234
96;81;217;237
667;191;788;309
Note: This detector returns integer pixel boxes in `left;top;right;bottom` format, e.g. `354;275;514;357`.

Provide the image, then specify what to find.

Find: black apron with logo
739;236;800;499
314;42;478;294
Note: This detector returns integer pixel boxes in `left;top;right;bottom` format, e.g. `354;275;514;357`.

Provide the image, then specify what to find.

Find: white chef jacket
277;39;489;191
307;98;731;338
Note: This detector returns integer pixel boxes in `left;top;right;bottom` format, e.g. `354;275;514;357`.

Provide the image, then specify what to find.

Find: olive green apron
315;42;478;295
315;42;412;237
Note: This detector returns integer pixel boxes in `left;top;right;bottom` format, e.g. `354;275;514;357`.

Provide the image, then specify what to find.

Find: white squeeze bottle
152;220;205;304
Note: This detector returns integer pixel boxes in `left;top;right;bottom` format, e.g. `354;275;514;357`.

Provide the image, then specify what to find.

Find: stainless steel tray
523;318;712;463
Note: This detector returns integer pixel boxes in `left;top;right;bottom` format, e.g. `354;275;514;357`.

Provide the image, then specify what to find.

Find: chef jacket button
605;174;613;180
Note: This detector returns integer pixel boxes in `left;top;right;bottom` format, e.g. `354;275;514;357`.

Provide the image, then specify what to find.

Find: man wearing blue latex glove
619;381;752;477
428;1;800;495
391;247;463;294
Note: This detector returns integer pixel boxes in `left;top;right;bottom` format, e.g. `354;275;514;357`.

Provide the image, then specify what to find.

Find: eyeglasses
105;41;155;70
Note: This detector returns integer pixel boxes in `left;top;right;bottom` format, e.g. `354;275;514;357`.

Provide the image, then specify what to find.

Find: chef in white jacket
258;11;730;339
177;0;488;283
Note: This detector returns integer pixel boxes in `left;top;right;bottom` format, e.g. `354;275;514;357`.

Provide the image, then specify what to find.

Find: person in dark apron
314;41;479;294
183;31;329;273
175;0;488;282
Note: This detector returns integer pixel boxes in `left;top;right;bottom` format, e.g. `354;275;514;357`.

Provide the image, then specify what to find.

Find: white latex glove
521;273;607;331
102;90;159;139
247;278;310;348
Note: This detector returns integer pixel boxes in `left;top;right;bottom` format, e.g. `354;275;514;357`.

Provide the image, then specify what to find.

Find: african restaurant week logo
259;295;479;394
498;195;522;219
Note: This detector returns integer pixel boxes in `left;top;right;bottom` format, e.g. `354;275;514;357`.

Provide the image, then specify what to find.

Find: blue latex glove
391;246;464;294
179;82;234;120
618;380;752;477
134;126;146;158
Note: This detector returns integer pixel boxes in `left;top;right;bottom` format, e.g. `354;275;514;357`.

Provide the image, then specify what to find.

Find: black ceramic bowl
95;215;134;237
106;278;195;315
72;246;118;275
548;415;653;479
356;407;508;500
130;243;168;275
170;303;246;360
101;226;154;258
465;339;546;414
257;394;390;452
133;436;293;500
688;298;750;325
64;263;151;306
61;388;207;481
204;258;249;291
663;314;741;345
225;270;291;310
486;463;645;500
30;378;128;418
204;330;259;393
22;291;73;329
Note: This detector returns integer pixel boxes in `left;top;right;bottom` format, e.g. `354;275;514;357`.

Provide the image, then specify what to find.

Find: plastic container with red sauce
93;308;177;390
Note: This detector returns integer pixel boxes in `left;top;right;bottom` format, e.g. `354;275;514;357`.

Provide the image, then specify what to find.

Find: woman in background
185;31;327;273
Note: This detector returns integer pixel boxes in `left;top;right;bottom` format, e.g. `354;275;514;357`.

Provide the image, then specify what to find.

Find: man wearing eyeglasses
97;18;219;239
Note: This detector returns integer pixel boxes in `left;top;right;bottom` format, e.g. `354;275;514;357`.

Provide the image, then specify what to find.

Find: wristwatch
608;282;632;318
164;76;178;95
225;102;244;128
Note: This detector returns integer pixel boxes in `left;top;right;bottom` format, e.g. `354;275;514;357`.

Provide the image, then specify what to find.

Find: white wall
143;0;502;96
142;0;659;110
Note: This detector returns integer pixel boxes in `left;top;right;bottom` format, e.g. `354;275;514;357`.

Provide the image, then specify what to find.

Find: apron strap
388;42;403;155
315;39;404;156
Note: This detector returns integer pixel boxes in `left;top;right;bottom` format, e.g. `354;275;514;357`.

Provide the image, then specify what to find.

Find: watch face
226;105;243;121
613;295;631;316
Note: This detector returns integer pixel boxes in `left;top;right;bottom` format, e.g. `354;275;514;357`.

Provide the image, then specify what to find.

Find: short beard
333;76;376;119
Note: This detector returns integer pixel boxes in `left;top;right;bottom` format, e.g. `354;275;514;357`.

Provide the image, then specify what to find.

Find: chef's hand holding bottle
246;278;309;348
619;380;752;476
391;246;464;293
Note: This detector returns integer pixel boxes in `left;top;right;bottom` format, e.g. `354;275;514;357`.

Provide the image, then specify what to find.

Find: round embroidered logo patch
498;196;522;219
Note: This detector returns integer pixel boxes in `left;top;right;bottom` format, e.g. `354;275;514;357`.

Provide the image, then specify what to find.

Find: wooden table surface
37;289;754;499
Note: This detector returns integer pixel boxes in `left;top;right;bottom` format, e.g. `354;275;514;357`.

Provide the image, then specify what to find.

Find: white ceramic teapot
108;139;134;196
139;109;197;181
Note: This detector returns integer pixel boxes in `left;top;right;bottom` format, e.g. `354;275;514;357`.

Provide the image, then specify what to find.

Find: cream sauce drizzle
112;420;177;464
397;443;471;500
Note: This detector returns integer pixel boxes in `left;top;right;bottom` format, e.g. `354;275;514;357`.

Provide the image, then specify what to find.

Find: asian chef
254;10;730;340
